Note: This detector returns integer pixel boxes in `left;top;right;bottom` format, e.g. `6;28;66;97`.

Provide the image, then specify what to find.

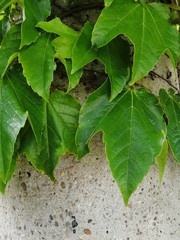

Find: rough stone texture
0;134;180;240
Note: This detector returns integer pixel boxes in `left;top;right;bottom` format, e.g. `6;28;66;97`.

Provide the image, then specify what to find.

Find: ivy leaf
104;0;113;7
0;0;15;12
0;15;9;43
92;0;179;85
63;59;83;92
0;25;21;80
76;82;166;204
0;134;20;193
37;18;82;92
72;22;130;100
160;89;180;163
20;0;51;47
37;17;78;39
5;69;47;156
156;139;168;184
21;91;80;179
0;72;27;183
19;33;56;101
52;37;83;92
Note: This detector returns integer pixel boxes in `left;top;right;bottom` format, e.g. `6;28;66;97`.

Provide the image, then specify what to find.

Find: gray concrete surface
0;134;180;240
0;56;180;240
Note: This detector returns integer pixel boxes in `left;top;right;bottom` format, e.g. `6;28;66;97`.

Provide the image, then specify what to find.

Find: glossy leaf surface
19;33;56;100
92;0;179;85
0;25;21;79
21;0;51;47
72;23;130;100
76;82;166;204
0;71;27;183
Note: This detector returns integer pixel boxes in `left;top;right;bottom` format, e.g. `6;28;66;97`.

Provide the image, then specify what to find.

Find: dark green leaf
92;0;179;85
21;91;80;179
0;72;27;183
0;15;9;43
0;25;21;79
6;69;47;154
76;82;166;204
160;89;180;163
20;0;51;47
19;33;56;101
0;0;15;12
72;22;130;100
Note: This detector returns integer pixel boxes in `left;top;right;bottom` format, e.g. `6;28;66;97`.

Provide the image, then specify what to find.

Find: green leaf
92;0;179;85
38;18;82;92
76;82;166;204
104;0;113;7
5;68;55;178
19;33;56;101
0;134;21;193
52;36;83;92
20;0;51;47
21;91;80;179
0;0;14;12
0;15;9;43
72;23;97;74
48;91;80;155
0;25;21;80
64;59;83;92
160;89;180;163
156;139;168;184
37;18;78;39
6;69;47;154
98;36;130;100
0;72;27;183
72;22;130;100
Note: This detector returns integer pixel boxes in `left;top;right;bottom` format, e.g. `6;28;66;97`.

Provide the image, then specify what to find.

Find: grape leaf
160;89;180;163
20;0;51;47
92;0;179;85
72;22;130;100
76;82;166;204
0;25;21;80
19;33;56;101
20;91;80;179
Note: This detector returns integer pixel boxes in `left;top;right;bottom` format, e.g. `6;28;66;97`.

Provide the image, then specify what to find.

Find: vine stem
149;70;179;92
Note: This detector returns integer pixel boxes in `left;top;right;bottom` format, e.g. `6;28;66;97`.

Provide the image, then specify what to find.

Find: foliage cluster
0;0;180;204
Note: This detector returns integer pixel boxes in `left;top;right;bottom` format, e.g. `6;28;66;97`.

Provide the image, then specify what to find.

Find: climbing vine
0;0;180;205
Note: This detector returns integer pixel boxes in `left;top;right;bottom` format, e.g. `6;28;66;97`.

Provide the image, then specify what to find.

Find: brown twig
149;70;179;91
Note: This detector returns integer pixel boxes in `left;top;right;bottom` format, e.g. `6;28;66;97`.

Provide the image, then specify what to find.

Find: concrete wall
0;135;180;240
